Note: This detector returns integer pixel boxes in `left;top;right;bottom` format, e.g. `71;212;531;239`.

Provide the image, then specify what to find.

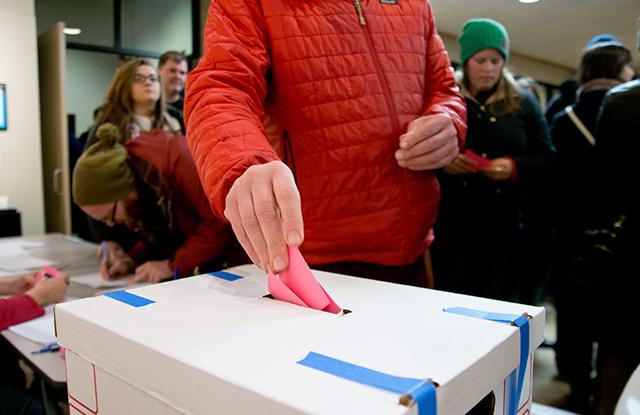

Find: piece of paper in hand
463;149;492;169
268;246;341;313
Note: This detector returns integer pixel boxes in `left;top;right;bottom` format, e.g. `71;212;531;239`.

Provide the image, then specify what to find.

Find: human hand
224;160;303;273
0;273;35;296
25;273;70;306
479;157;514;182
98;241;134;279
395;114;459;171
442;153;478;175
130;260;171;284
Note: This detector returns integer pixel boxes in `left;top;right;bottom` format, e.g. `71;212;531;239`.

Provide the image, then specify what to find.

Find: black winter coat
551;89;611;234
433;91;554;301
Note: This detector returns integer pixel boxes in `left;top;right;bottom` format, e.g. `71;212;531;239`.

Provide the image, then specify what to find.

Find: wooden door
38;22;70;233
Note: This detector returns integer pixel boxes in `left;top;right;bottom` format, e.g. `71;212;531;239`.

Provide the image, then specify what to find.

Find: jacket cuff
506;157;518;183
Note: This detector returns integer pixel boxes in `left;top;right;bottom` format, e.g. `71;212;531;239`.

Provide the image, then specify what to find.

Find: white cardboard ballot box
55;265;544;415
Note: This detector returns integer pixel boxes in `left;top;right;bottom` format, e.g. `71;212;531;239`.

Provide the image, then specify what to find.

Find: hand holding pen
25;273;70;306
98;241;134;279
101;240;110;269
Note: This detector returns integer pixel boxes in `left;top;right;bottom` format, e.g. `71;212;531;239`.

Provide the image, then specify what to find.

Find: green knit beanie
459;18;510;65
72;123;136;206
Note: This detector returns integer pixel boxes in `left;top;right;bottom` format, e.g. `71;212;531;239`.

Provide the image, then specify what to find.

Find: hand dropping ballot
267;246;341;314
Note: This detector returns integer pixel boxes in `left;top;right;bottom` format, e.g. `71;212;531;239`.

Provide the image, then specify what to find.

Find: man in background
158;51;188;134
592;19;640;414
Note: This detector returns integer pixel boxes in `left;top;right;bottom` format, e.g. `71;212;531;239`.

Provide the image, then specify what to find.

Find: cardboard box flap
56;265;544;415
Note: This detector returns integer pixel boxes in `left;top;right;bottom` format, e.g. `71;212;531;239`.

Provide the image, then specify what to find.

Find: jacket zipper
353;0;412;262
355;4;400;135
353;0;367;25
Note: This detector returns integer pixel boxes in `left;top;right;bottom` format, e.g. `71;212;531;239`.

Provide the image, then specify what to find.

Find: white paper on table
73;272;134;288
0;241;44;258
8;313;56;345
0;256;58;272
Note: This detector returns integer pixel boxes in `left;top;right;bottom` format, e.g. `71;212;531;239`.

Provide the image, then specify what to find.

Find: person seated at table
72;123;238;284
1;272;69;415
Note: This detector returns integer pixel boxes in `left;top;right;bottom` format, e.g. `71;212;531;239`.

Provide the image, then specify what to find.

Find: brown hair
458;66;524;117
158;51;187;69
577;43;632;85
100;58;165;143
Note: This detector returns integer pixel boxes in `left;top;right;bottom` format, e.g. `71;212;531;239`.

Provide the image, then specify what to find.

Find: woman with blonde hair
431;18;554;303
84;58;181;148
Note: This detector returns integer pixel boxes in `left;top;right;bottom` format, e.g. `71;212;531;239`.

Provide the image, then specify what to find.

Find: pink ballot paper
463;149;492;169
268;246;341;314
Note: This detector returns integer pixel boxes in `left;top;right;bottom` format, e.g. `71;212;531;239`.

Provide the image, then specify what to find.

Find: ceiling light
63;28;82;35
518;0;539;3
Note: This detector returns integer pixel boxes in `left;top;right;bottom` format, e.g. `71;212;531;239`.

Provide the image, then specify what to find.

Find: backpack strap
565;106;596;146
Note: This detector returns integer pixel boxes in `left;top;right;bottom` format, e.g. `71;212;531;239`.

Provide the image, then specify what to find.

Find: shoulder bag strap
564;106;596;146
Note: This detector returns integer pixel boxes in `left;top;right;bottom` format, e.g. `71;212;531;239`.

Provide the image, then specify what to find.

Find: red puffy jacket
186;0;466;266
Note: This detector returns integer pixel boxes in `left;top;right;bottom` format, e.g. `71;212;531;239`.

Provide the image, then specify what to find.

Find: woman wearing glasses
84;58;181;148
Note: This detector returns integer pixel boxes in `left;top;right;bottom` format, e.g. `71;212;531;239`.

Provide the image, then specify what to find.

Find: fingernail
287;231;301;245
400;140;409;149
272;256;286;272
395;151;403;161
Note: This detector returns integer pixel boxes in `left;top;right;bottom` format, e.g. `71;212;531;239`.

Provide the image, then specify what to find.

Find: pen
32;342;61;354
101;241;110;268
173;266;179;280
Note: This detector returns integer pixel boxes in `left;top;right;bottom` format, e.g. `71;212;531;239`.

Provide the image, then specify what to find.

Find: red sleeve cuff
0;295;45;330
506;157;518;183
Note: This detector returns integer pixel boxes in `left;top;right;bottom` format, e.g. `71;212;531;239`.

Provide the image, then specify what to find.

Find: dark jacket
166;98;186;134
595;80;640;361
433;90;554;301
437;91;553;241
596;80;640;233
551;88;611;234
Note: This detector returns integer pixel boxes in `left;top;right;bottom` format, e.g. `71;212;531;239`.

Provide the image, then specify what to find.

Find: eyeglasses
109;201;118;224
132;74;159;84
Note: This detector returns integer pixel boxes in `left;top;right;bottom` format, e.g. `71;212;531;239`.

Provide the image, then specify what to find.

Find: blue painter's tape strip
407;379;437;415
512;314;530;410
209;271;243;282
297;352;436;414
443;307;530;415
103;290;155;308
443;307;518;324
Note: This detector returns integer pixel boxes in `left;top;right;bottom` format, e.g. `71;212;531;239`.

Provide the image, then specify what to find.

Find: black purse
570;214;626;314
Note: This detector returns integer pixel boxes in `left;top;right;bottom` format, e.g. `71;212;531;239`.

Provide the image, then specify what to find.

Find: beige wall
440;33;575;85
0;0;45;235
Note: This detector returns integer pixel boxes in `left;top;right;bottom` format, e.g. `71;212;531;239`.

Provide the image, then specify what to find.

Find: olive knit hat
72;123;136;206
459;18;510;65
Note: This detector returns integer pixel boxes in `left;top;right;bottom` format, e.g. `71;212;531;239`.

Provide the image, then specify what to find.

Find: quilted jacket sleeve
185;0;280;219
421;3;467;149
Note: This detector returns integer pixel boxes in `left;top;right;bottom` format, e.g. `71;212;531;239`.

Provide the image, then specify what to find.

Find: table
1;233;101;414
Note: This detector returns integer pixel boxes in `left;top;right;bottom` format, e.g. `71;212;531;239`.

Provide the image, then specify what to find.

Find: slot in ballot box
55;265;544;415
